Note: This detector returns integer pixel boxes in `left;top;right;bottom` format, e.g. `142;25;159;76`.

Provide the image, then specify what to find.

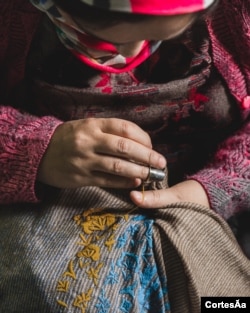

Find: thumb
130;180;210;209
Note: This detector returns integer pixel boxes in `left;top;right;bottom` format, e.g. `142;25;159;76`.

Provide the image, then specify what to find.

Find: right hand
37;118;166;189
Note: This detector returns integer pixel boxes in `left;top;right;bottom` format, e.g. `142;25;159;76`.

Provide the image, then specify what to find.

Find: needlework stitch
55;207;170;312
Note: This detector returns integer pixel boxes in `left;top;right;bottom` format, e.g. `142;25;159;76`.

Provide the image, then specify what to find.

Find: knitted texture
0;0;62;203
25;15;247;223
190;121;250;219
0;106;62;203
0;0;250;221
206;0;250;106
189;0;250;219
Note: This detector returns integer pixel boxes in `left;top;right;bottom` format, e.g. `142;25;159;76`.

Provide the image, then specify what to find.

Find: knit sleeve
0;105;62;204
189;119;250;220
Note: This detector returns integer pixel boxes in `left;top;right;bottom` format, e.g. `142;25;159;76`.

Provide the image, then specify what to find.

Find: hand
130;180;211;209
37;118;166;188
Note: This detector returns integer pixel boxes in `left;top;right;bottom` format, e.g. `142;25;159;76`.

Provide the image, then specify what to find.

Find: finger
100;118;152;148
94;155;150;180
130;189;177;208
89;172;142;189
96;134;166;170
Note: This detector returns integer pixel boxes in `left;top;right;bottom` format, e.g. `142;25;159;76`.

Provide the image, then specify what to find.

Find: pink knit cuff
188;120;250;220
188;174;249;220
0;107;62;204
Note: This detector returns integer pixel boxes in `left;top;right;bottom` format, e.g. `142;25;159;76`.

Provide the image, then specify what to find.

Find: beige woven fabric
153;202;250;312
0;185;249;312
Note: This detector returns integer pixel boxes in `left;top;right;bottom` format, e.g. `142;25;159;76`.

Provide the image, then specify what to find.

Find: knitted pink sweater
0;0;250;220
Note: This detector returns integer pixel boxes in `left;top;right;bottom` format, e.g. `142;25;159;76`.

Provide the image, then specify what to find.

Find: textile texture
0;1;250;312
0;185;250;313
1;0;250;217
21;16;242;197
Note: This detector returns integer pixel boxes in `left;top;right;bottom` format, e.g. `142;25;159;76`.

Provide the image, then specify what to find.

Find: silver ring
146;167;165;182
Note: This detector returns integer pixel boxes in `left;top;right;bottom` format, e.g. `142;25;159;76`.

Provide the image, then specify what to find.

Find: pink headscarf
80;0;215;15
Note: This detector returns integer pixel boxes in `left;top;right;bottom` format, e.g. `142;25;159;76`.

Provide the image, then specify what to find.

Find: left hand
130;180;211;209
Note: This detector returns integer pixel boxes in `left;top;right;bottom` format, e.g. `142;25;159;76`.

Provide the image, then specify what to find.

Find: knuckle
148;150;155;165
117;138;129;154
120;120;130;137
72;132;83;151
141;166;150;180
113;160;123;174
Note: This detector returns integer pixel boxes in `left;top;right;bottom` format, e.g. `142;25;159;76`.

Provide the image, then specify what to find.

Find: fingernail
134;178;142;187
158;156;166;169
133;191;143;203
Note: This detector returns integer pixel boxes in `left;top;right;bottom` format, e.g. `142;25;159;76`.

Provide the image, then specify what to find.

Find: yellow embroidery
57;280;70;293
79;260;91;269
76;243;100;261
86;263;103;286
73;214;83;226
57;299;68;308
81;214;116;234
73;288;93;313
56;206;137;312
63;260;76;280
77;233;93;246
94;233;106;241
105;233;116;251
